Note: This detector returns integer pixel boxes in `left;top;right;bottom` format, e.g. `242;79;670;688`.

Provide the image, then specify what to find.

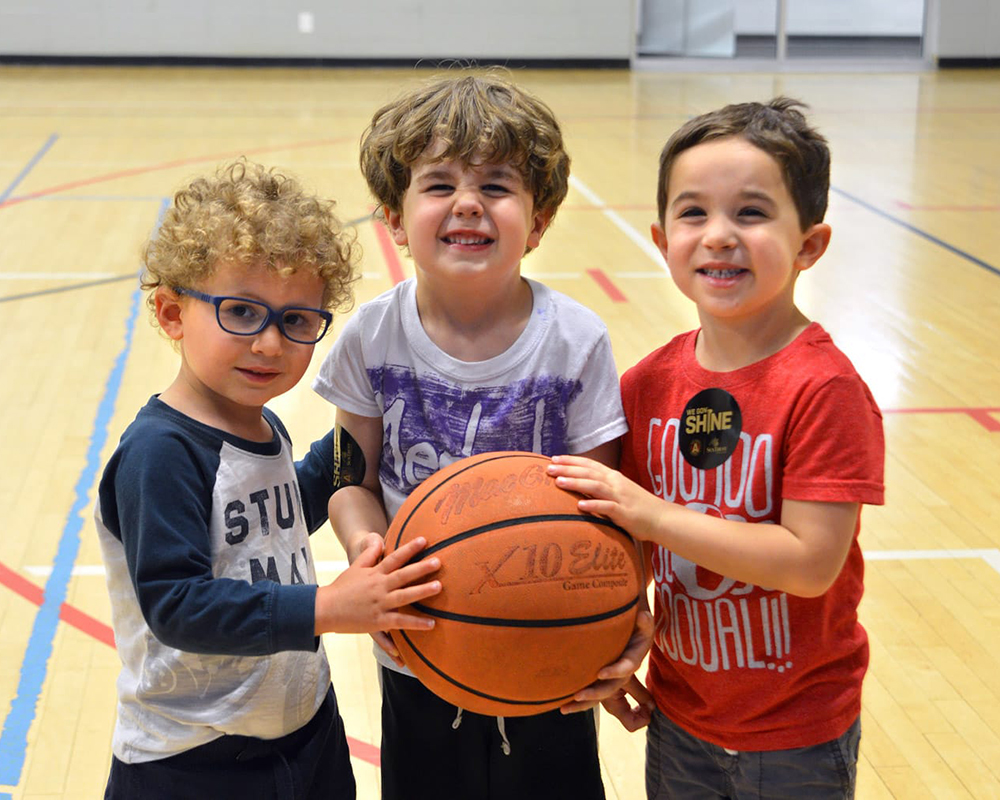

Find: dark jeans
105;686;355;799
646;709;861;800
380;666;606;800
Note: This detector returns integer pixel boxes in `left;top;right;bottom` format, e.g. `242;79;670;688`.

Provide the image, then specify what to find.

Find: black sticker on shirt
679;388;742;470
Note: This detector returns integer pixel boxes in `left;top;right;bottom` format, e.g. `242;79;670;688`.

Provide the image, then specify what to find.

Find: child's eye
739;207;767;218
482;183;511;195
677;206;705;219
425;183;454;194
226;303;262;321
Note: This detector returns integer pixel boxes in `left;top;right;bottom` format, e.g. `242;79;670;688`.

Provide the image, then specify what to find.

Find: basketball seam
397;629;579;707
388;452;550;550
418;513;630;559
410;595;639;627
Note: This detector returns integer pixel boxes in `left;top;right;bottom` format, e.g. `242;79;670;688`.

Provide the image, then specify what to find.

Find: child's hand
315;536;441;638
559;609;653;714
548;455;665;542
601;675;655;732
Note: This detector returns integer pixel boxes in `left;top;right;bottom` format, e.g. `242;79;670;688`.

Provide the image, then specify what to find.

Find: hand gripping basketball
384;451;643;716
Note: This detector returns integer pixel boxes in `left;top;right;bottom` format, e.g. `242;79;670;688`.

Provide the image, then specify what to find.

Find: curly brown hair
359;70;570;224
656;97;830;231
142;158;358;321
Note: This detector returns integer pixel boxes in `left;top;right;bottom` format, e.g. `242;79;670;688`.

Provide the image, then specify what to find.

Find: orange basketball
385;451;642;716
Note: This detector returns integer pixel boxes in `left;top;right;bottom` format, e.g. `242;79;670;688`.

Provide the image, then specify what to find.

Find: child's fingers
597;610;653;679
352;539;383;569
576;499;618;518
387;557;441;588
549;454;597;468
384;611;436;631
378;536;428;570
388;579;442;608
372;630;401;660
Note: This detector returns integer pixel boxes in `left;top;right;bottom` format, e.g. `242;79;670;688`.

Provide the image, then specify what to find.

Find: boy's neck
694;306;811;372
414;273;533;362
159;379;271;442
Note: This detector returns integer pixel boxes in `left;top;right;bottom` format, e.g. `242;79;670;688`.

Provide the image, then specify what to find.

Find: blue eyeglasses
175;288;333;345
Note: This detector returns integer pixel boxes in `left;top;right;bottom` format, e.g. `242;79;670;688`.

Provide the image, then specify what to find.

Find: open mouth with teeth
698;267;747;278
442;234;494;246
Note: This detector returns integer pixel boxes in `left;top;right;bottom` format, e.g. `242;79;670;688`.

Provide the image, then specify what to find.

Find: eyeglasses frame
173;287;333;345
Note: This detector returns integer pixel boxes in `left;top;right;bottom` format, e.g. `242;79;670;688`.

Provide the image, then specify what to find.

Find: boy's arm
327;408;389;563
549;456;860;598
322;407;425;663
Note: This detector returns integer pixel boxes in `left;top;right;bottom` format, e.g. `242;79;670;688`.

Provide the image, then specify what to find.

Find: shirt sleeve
312;311;381;416
782;374;885;505
106;431;319;655
565;330;629;453
294;427;337;533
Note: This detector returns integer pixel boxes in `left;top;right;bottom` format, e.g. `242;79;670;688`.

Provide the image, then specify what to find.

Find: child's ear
384;206;408;246
526;210;552;250
794;223;832;272
154;286;185;341
650;222;669;262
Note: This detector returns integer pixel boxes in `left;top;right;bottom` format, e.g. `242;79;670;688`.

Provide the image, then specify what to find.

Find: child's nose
453;188;483;217
702;215;736;249
250;322;285;355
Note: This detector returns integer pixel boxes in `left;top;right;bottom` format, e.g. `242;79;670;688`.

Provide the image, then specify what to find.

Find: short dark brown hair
656;97;829;230
360;70;570;223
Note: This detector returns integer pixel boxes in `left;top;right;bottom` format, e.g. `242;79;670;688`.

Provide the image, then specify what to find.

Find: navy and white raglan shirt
312;277;629;674
95;397;336;763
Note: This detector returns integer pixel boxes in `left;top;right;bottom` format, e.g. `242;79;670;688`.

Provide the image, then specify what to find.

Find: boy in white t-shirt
313;72;651;799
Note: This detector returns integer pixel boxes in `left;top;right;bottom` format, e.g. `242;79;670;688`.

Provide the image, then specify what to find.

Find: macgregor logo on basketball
432;463;551;525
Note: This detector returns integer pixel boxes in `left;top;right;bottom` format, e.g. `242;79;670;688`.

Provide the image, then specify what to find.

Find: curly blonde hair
142;158;357;320
360;71;570;223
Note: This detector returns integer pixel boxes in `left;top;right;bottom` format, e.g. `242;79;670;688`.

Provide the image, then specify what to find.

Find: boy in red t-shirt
549;98;885;799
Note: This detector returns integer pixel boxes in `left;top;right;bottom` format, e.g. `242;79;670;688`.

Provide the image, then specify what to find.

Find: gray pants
646;709;860;800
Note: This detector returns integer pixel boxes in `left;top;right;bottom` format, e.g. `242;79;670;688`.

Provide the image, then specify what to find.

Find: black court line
0;272;140;304
0;134;58;204
0;215;373;304
832;185;1000;279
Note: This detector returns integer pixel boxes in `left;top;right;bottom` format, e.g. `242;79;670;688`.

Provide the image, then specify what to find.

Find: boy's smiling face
652;136;830;328
386;143;550;285
156;261;325;433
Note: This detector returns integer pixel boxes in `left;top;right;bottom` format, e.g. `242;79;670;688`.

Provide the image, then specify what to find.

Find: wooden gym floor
0;63;999;799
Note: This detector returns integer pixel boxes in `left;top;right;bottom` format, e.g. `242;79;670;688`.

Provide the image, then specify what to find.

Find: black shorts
104;685;355;799
380;667;605;800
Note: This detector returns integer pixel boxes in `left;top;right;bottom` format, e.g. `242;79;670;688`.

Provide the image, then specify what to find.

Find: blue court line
831;185;1000;278
0;197;169;791
0;134;58;204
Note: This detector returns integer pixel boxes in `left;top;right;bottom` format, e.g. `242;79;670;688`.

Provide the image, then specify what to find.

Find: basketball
384;451;642;717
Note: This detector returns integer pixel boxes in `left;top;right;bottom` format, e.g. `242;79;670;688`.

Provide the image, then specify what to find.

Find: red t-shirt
620;323;885;751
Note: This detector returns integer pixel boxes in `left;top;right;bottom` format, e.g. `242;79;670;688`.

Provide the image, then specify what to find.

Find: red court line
883;407;1000;432
0;137;349;210
587;268;628;303
0;560;381;766
372;218;407;285
0;561;115;647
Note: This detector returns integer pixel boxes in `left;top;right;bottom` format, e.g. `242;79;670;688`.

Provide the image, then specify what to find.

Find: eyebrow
670;189;776;208
413;165;520;183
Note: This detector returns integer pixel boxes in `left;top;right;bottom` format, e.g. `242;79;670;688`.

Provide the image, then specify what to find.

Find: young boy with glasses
95;159;442;799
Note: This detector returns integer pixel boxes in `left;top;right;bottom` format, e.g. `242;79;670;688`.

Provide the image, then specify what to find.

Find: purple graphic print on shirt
370;365;582;497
